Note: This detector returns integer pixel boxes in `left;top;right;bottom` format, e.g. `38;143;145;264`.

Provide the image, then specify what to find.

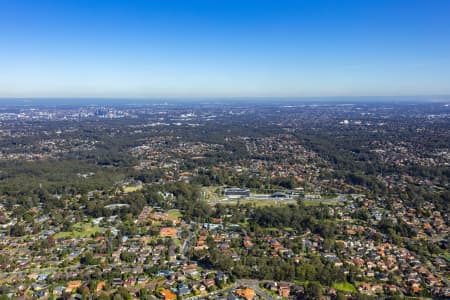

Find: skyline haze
1;0;450;98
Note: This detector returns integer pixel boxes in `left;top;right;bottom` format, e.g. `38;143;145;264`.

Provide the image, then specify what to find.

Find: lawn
124;185;143;193
54;222;102;239
167;209;182;218
302;200;341;206
224;199;297;207
332;282;357;293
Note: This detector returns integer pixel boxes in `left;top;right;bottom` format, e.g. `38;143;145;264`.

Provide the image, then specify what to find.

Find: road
182;223;195;257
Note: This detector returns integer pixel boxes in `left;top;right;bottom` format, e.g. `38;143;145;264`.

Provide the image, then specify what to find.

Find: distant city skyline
1;0;450;98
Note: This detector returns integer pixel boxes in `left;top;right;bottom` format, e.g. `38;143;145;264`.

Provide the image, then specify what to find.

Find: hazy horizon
0;95;449;107
2;1;450;99
1;0;450;98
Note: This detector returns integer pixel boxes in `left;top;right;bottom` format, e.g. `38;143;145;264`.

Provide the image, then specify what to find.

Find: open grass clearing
123;185;143;193
54;222;101;239
332;282;357;292
219;199;297;207
167;209;182;218
301;200;342;206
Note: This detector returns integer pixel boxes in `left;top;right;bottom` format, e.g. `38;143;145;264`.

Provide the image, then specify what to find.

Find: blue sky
1;0;450;98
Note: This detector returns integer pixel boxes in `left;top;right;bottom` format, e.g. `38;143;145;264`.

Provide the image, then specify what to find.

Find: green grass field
123;185;143;193
167;209;182;218
302;200;342;206
54;222;102;239
332;282;357;292
222;199;298;207
217;198;343;207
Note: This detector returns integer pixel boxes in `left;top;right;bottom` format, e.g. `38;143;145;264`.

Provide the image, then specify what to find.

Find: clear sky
1;0;450;98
